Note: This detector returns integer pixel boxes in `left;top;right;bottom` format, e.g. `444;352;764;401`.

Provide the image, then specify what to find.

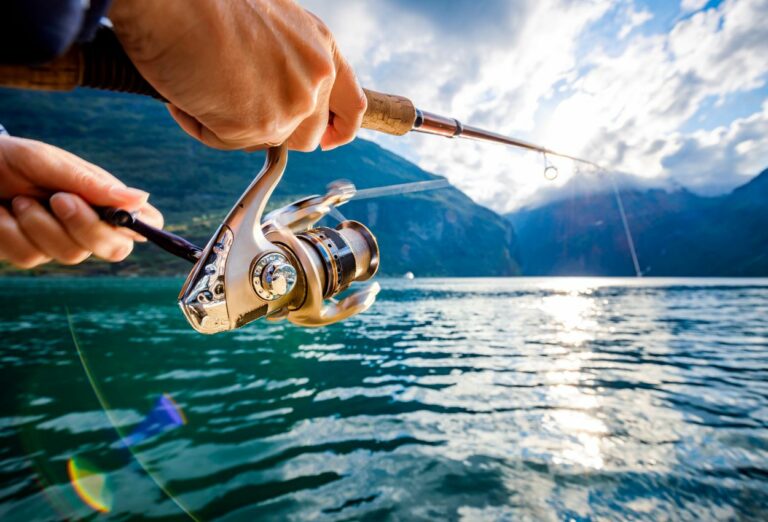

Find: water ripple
1;277;767;520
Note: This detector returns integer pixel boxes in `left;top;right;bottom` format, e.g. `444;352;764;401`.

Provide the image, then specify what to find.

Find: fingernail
108;185;149;202
50;193;76;219
12;196;32;213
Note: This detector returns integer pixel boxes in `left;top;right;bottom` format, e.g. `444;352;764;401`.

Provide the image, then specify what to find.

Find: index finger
320;50;367;151
1;137;149;209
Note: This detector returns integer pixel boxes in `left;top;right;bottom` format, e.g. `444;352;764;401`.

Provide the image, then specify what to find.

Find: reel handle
97;207;202;263
0;28;417;137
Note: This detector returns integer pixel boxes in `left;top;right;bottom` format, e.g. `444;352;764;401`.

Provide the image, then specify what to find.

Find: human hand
108;0;367;152
0;136;163;268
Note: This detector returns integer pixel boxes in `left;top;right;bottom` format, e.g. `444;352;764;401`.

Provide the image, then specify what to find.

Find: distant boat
403;272;415;280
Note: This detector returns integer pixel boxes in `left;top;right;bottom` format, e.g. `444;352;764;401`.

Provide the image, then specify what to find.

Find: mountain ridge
507;168;768;276
0;88;520;277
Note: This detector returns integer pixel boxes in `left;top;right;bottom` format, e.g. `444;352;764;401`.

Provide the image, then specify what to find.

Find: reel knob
261;261;296;297
255;254;297;299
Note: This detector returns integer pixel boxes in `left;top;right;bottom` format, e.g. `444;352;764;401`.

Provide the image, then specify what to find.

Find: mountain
508;170;768;276
0;88;520;277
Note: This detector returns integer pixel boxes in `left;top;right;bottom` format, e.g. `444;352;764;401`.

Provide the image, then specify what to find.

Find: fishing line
352;179;451;201
608;174;642;277
339;150;642;278
526;145;644;276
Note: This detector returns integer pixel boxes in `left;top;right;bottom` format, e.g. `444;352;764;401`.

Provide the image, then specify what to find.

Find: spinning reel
107;146;380;334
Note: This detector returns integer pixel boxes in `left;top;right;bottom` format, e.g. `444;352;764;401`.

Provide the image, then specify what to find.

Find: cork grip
0;28;165;100
0;51;82;92
361;89;417;136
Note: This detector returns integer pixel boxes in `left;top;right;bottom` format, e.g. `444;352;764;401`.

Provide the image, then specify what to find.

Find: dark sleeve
0;0;113;65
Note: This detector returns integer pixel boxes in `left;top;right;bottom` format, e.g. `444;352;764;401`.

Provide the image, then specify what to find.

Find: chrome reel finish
178;145;380;334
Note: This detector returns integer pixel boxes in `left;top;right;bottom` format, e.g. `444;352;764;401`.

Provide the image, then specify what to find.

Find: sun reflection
539;281;607;470
540;291;599;347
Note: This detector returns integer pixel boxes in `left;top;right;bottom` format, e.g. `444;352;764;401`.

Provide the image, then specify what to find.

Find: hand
0;136;163;268
108;0;367;152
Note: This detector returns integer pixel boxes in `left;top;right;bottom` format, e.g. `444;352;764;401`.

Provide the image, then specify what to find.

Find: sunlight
539;282;607;470
540;278;599;346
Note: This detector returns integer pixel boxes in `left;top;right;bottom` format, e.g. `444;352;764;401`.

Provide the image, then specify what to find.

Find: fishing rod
0;28;598;168
0;28;620;334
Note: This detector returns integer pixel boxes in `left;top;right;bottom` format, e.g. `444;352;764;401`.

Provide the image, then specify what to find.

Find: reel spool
178;146;380;334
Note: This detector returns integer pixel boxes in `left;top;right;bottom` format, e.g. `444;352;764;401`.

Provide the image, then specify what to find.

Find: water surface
1;277;767;520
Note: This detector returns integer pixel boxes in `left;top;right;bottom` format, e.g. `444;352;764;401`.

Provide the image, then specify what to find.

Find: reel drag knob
252;252;297;301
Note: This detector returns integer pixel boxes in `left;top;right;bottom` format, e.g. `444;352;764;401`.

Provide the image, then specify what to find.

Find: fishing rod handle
0;29;418;137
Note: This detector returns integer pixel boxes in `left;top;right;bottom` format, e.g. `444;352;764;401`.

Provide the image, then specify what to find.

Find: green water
2;277;768;520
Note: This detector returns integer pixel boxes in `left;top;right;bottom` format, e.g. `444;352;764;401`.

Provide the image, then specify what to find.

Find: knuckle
290;139;319;153
57;248;90;265
210;116;256;144
4;139;40;173
352;88;368;114
71;165;98;191
12;253;45;269
106;242;132;262
289;94;325;132
313;17;332;40
287;92;318;123
26;140;57;166
308;54;335;86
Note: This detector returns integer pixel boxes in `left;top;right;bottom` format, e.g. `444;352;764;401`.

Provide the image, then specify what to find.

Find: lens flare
67;456;113;513
121;393;187;448
160;393;188;426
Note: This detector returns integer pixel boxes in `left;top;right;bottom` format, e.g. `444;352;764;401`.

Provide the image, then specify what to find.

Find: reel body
178;146;380;334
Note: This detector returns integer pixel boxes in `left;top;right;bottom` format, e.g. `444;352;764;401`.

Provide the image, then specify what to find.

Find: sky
302;0;768;212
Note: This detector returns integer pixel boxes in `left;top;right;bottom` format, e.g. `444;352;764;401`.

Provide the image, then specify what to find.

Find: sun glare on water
539;279;608;470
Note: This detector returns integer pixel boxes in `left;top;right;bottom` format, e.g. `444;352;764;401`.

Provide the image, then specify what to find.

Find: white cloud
681;0;709;13
303;0;768;212
618;5;653;39
663;100;768;192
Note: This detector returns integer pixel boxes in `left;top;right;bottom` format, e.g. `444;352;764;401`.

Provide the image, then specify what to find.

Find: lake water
1;277;767;521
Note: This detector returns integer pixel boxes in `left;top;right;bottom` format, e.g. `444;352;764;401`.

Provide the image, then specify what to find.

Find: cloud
303;0;768;212
681;0;709;13
618;5;653;39
662;100;768;192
